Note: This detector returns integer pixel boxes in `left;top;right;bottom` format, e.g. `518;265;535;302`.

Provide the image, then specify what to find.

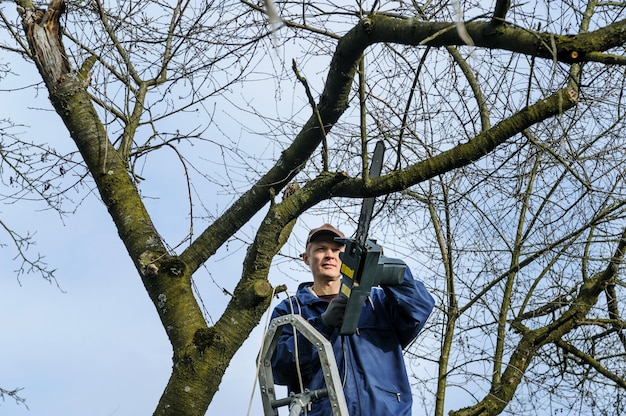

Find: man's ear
300;251;310;266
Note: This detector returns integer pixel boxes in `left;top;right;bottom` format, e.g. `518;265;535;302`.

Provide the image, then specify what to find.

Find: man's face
303;236;345;282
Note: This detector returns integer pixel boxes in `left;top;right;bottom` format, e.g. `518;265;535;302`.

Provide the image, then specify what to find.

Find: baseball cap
306;223;345;245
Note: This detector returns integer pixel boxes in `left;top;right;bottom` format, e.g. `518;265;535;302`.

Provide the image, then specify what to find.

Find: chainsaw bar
354;140;385;248
337;141;386;335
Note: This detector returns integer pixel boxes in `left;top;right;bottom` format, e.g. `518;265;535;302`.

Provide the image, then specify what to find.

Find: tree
1;0;625;415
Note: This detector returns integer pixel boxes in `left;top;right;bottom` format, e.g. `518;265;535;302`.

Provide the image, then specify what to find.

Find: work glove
320;296;348;328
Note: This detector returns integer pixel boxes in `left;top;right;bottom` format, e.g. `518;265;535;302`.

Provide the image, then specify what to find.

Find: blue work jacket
270;267;434;415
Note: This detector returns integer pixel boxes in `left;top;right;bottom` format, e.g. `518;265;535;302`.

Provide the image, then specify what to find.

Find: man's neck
311;280;340;296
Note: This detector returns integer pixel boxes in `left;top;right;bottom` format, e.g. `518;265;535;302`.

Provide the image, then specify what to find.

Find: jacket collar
296;282;325;305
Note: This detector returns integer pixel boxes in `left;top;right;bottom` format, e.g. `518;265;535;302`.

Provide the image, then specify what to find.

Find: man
271;224;435;415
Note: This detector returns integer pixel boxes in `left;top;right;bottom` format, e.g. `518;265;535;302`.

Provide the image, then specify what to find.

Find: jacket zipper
375;386;402;402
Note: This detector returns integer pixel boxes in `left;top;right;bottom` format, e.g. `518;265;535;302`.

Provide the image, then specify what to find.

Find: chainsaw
336;140;407;335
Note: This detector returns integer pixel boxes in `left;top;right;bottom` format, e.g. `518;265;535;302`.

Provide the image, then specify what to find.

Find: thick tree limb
332;88;579;198
492;0;510;25
17;4;212;414
364;14;626;64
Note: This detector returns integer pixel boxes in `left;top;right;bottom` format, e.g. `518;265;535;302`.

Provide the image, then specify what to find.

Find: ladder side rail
258;314;349;415
258;317;282;416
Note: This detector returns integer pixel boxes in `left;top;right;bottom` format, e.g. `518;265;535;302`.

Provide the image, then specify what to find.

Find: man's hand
320;297;348;328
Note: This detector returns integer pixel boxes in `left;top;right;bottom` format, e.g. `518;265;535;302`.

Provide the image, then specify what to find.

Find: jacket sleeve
382;266;435;348
269;299;337;389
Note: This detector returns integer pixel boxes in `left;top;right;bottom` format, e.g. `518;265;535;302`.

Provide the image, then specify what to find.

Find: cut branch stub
21;0;71;89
